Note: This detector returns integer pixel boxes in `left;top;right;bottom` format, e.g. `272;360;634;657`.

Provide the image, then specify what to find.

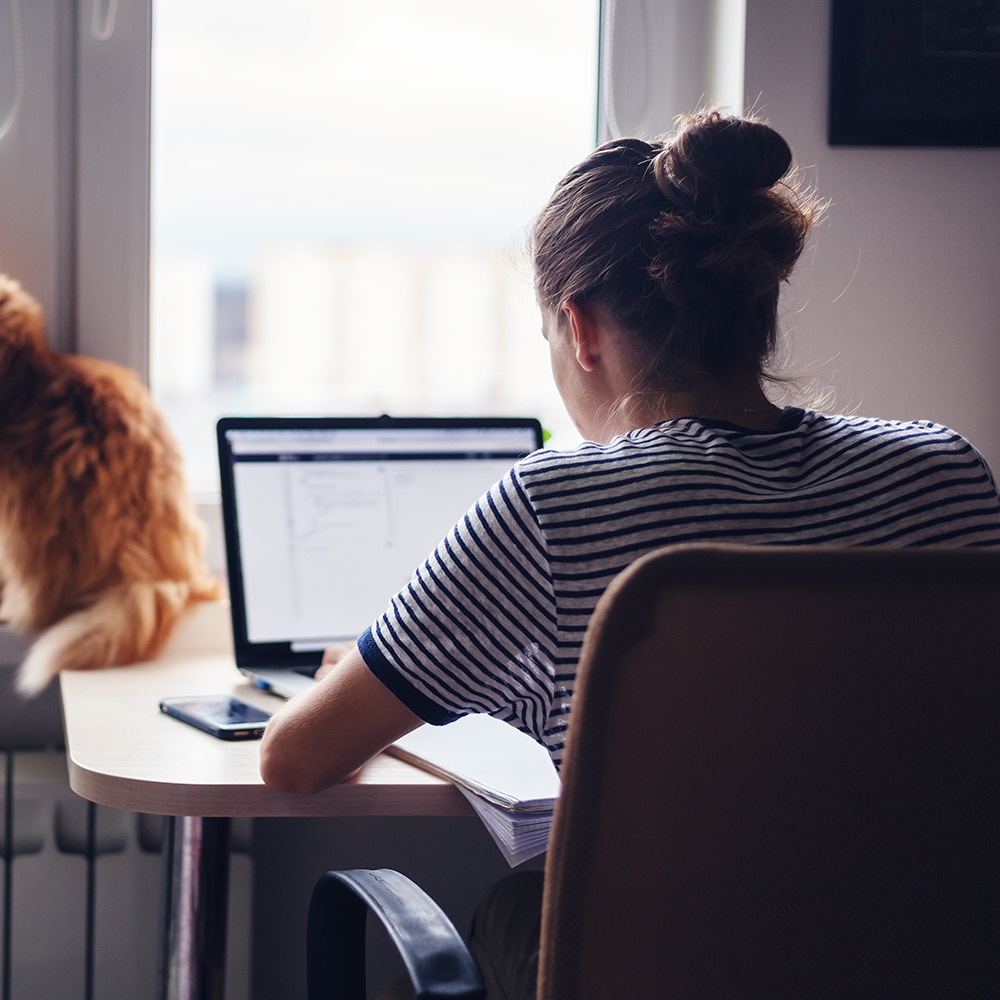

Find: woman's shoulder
789;409;997;485
514;430;659;475
797;407;973;443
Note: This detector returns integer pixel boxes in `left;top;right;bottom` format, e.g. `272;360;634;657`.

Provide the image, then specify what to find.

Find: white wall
745;1;1000;473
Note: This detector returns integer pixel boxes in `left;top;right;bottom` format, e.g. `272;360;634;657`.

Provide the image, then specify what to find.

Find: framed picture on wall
829;0;1000;147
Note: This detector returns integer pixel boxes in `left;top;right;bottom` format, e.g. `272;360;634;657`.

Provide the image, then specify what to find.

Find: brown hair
532;109;822;389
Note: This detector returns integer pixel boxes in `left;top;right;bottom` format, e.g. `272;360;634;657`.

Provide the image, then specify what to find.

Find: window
151;0;599;492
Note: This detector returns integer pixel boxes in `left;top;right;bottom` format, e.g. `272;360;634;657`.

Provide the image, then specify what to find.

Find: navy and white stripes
360;408;1000;769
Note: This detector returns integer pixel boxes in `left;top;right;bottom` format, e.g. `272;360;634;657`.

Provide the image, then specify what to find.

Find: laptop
216;414;544;698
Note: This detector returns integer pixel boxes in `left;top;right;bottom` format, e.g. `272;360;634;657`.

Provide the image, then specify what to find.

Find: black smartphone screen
159;696;272;740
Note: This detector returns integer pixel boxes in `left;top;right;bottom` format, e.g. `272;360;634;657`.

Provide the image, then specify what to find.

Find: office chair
306;543;1000;999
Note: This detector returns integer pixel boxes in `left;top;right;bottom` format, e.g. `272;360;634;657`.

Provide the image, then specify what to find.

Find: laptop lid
216;415;543;692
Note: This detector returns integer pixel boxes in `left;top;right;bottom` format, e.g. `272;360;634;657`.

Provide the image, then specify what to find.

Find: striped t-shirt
358;407;1000;769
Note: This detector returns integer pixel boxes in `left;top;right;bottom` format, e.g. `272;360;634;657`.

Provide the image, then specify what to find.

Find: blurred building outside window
150;0;598;494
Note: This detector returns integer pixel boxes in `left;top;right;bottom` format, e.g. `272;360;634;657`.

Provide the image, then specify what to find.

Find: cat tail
15;578;223;696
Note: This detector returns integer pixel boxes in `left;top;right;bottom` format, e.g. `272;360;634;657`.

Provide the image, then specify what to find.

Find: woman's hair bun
654;109;793;203
531;106;822;385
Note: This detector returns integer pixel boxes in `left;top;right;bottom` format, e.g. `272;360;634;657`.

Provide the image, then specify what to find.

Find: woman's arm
259;645;424;793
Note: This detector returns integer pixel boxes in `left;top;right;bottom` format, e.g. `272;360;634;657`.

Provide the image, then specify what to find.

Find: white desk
59;603;471;1000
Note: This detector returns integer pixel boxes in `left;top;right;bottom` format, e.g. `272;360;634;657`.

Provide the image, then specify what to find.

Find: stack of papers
390;714;561;865
456;788;555;866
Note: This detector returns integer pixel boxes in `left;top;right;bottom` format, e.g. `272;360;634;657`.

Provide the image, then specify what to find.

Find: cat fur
0;273;225;695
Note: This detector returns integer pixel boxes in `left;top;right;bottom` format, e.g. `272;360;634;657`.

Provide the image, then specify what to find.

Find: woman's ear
560;300;600;372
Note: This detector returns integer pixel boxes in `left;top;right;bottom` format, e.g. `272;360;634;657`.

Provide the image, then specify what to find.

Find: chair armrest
307;868;486;1000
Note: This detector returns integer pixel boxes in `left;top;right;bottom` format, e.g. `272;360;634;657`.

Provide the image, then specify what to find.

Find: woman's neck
604;377;783;438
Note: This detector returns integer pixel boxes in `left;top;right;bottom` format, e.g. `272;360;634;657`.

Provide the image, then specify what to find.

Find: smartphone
159;695;272;740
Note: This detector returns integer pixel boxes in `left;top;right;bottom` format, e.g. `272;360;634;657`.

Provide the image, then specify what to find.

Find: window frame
0;0;151;372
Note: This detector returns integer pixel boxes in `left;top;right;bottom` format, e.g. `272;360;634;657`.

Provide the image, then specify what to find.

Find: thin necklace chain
692;405;776;417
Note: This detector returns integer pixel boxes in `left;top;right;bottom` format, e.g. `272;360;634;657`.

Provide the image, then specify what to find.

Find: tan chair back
539;543;1000;999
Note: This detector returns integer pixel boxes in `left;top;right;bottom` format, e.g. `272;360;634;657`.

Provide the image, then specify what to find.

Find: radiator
0;751;252;1000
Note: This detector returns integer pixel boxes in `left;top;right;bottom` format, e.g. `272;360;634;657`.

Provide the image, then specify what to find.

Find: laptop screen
217;416;543;670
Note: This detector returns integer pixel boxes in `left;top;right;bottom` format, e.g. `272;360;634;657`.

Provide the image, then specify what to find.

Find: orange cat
0;274;225;695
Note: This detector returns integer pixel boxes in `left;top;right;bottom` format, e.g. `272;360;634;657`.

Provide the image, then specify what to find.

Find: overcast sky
151;0;599;278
